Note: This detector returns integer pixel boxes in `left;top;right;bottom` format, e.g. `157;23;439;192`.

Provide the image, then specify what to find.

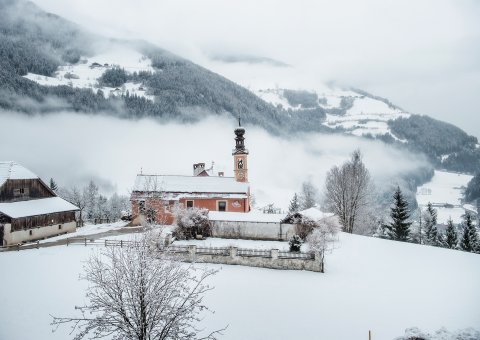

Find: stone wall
173;245;323;273
210;221;296;241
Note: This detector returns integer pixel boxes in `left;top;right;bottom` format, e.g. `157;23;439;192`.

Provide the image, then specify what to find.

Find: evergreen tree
424;202;440;246
288;193;300;214
444;218;458;249
383;186;412;242
49;178;58;191
460;213;478;252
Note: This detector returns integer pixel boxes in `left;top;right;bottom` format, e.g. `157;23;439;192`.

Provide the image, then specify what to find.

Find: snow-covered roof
209;211;286;223
0;197;79;218
0;161;38;187
299;207;334;220
133;175;249;194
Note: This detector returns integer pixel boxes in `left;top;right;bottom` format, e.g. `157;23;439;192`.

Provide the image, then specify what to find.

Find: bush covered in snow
293;215;318;240
289;234;303;252
174;207;211;240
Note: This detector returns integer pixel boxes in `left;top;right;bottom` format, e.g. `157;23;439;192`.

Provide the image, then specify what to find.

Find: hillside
0;232;479;339
1;0;480;175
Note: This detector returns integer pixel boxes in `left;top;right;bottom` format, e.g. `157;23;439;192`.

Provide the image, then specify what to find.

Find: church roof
0;161;38;188
133;174;249;195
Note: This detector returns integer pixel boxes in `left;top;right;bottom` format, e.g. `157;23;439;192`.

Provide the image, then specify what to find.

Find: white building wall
211;221;295;241
3;221;76;245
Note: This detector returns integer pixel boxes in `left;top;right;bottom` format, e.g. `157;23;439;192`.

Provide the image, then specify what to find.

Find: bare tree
306;217;340;271
59;186;87;227
51;234;223;340
324;150;371;233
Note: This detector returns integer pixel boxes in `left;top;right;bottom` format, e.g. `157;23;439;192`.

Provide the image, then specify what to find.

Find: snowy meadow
1;233;479;340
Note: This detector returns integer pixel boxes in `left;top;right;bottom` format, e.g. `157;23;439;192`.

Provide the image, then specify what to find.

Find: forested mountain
1;0;479;175
388;115;480;173
0;0;284;132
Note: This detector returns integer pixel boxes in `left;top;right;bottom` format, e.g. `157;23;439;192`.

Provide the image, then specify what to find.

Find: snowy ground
416;170;474;224
32;221;131;244
1;232;479;340
23;45;155;101
254;87;410;140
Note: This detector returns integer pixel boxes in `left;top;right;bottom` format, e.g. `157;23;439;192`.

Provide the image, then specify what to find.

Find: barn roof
0;161;38;188
0;197;79;219
281;207;334;224
133;174;249;194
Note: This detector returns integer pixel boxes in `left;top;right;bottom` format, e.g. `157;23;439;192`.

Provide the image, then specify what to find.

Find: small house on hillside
0;162;79;246
281;207;335;224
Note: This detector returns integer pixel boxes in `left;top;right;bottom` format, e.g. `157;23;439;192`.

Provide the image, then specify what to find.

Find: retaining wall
175;245;323;272
210;221;296;241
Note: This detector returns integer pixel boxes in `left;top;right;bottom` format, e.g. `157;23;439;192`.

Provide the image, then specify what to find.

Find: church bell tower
232;118;249;182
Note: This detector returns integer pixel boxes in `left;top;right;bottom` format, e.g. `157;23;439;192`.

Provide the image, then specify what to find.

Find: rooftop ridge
137;174;235;179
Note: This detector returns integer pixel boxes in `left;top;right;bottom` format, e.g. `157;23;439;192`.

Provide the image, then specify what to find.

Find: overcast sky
33;0;480;138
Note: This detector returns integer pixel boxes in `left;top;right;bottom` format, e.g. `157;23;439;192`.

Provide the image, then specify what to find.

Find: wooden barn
130;122;251;225
0;162;79;246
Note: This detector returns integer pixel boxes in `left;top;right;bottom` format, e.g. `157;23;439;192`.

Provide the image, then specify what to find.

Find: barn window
186;200;194;208
13;188;29;197
139;200;145;213
217;201;226;212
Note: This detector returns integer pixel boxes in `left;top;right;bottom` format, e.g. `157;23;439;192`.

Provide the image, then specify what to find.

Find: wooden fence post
120;240;123;248
84;237;87;246
36;241;39;249
369;330;372;340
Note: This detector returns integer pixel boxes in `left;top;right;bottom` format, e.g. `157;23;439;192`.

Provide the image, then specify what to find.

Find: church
130;122;251;225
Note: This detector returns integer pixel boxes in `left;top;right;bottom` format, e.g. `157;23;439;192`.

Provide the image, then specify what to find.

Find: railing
196;246;229;256
278;251;315;260
237;248;271;258
2;237;316;261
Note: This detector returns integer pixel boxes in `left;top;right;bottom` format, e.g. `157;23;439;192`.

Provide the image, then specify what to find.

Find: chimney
193;163;206;176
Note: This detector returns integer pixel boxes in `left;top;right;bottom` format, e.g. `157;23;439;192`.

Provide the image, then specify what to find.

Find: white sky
32;0;480;138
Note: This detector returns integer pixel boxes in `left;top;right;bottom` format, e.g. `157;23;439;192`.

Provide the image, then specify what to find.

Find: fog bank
0;112;429;208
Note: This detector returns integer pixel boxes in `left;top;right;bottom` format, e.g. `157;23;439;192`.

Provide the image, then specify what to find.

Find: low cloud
0;111;430;208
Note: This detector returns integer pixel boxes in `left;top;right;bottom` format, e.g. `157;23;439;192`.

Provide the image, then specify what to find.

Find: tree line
50;178;130;225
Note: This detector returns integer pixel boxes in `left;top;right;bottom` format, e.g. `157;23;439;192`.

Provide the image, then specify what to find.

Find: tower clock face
238;170;245;179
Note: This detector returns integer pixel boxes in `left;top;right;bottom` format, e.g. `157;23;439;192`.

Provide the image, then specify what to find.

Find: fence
60;237;323;272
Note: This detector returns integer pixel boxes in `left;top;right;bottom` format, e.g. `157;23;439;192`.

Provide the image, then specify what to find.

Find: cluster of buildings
0;122;254;246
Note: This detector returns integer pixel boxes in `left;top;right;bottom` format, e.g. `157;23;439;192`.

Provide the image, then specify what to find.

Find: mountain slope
1;0;479;175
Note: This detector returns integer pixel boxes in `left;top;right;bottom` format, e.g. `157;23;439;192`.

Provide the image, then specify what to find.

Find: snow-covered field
254;87;410;140
24;45;154;101
1;232;479;340
416;170;474;224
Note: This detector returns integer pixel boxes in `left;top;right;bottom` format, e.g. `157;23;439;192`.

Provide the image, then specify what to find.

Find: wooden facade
0;164;79;245
0;178;55;203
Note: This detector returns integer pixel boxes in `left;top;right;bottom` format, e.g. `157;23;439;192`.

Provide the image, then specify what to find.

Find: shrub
174;207;211;240
289;235;302;252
